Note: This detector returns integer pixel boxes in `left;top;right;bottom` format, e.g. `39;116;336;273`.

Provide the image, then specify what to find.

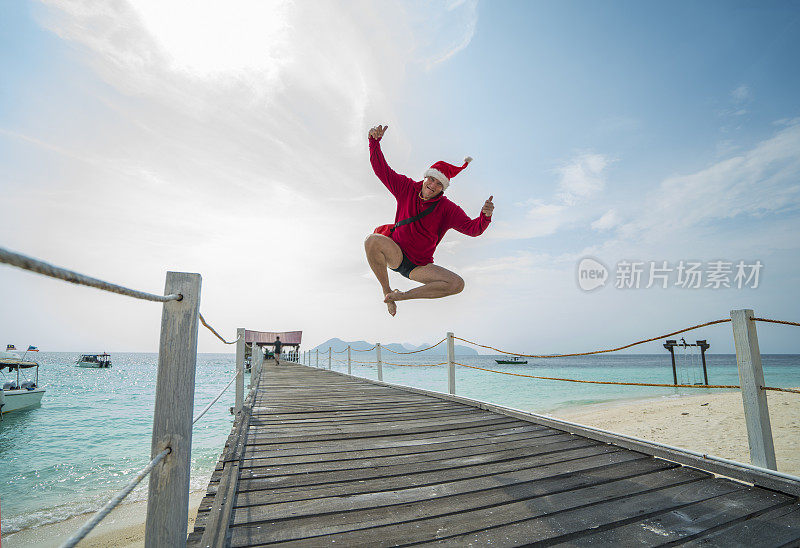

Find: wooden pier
189;362;800;547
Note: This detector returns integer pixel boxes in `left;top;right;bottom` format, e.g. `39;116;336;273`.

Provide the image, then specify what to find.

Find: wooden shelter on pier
245;329;302;360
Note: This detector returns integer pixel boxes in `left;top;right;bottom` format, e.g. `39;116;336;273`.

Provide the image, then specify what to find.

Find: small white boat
1;350;45;415
77;353;112;368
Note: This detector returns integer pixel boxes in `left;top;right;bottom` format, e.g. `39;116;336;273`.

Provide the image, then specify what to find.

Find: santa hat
424;156;473;191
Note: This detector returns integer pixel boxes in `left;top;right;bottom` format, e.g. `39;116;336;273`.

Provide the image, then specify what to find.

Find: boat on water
495;356;528;365
76;353;112;368
1;350;45;415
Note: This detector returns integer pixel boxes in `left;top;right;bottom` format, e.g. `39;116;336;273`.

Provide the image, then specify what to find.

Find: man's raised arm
368;124;415;198
449;196;494;237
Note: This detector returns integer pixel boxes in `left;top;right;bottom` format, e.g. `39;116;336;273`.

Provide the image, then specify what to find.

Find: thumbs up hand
481;195;494;217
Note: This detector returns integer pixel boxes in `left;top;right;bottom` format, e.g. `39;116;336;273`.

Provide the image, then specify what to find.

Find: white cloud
591;209;620;231
492;152;613;240
413;0;479;70
555;153;611;206
619;121;800;244
490;200;566;239
731;84;751;104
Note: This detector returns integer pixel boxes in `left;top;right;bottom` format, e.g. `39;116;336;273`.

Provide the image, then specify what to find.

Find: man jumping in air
364;124;494;316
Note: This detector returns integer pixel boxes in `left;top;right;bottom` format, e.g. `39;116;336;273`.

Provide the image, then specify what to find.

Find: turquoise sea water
1;351;798;535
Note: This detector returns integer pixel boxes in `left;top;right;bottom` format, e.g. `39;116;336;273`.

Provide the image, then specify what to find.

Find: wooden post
316;349;319;367
698;340;710;386
234;328;245;413
447;331;455;395
249;345;256;388
664;340;678;385
328;347;331;370
347;346;351;375
731;309;777;470
377;343;383;381
145;272;201;548
250;345;262;388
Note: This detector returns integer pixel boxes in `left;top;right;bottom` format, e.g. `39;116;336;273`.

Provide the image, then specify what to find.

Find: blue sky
1;1;799;354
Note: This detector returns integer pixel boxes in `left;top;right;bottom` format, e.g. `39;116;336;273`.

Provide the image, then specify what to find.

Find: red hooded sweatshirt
369;136;491;266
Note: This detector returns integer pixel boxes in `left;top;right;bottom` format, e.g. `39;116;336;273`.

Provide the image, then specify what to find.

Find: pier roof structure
244;329;302;346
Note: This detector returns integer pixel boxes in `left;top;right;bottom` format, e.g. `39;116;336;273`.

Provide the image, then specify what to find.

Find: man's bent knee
451;275;465;295
364;233;382;254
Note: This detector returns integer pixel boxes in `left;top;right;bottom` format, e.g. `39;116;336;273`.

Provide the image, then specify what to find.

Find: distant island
309;337;480;356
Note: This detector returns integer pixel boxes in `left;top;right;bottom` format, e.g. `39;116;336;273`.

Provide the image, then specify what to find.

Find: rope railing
60;447;171;548
384;361;446;367
352;345;377;352
58;367;237;548
454;363;741;389
753;317;800;328
0;246;181;303
455;318;733;358
1;246;249;545
455;363;799;394
199;313;241;345
192;373;239;425
764;387;800;394
382;338;447;354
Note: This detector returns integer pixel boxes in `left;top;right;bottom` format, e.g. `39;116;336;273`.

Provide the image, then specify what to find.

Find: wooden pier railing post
731;309;777;470
447;332;455;395
316;349;319;368
328;347;331;370
145;272;201;548
235;328;245;414
250;345;261;388
347;345;351;375
377;343;383;381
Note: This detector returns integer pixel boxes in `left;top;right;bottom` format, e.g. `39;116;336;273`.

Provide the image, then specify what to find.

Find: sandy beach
2;492;204;548
5;389;798;546
557;388;800;477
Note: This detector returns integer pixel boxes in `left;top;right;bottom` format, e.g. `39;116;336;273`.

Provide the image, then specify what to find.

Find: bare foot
384;289;402;302
384;290;401;316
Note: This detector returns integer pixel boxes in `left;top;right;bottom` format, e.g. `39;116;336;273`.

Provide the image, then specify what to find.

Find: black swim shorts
391;251;420;279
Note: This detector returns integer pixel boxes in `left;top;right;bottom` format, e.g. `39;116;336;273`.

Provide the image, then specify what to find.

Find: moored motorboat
494;356;528;365
1;350;45;415
76;353;112;368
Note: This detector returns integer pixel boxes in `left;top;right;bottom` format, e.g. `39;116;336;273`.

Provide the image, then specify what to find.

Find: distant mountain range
309;338;479;356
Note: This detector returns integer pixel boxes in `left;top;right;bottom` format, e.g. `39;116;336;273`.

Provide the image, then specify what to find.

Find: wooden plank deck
188;362;800;547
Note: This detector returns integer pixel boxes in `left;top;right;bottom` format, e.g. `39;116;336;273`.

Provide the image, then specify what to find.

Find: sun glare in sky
129;0;292;75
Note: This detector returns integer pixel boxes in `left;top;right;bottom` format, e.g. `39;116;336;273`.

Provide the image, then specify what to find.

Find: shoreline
2;491;205;548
